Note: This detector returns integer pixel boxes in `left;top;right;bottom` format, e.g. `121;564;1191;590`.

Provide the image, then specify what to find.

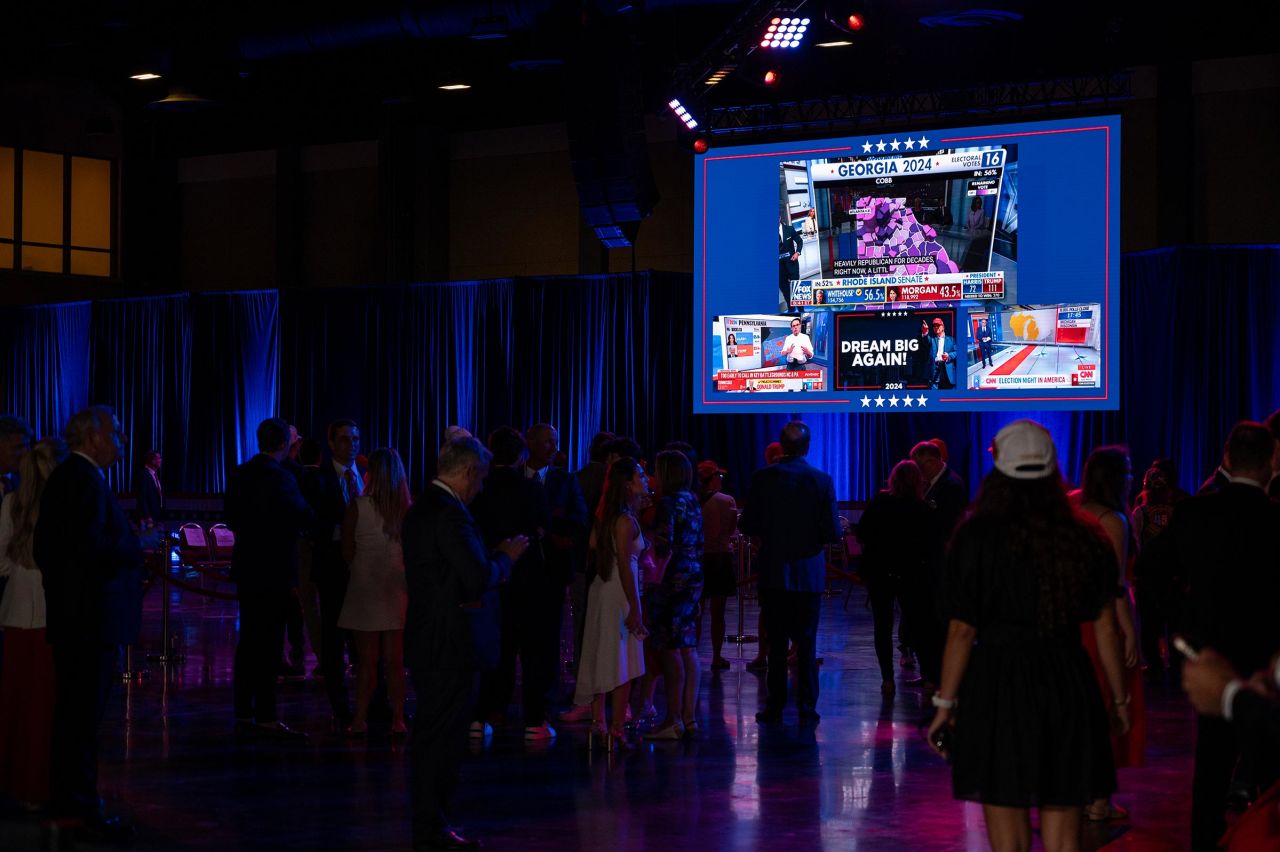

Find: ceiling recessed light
816;40;853;47
130;73;162;81
438;83;471;91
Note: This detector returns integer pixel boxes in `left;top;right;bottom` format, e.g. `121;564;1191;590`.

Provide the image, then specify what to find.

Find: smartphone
1172;635;1200;662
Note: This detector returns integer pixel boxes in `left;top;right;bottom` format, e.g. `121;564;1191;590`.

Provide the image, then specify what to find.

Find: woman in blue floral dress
644;450;704;739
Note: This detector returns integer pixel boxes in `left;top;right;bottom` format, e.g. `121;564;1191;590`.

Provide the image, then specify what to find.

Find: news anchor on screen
783;318;814;372
928;317;957;389
779;217;804;313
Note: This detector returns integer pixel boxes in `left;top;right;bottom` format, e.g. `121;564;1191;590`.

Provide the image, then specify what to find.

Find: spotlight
763;69;779;86
692;136;710;155
667;98;700;130
848;13;866;30
130;72;162;81
759;15;810;48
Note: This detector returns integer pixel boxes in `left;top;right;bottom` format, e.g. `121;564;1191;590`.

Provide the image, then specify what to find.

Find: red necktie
344;468;359;503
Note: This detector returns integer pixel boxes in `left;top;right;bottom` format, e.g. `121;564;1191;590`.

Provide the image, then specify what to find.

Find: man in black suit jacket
404;437;527;851
472;427;554;737
135;449;164;527
226;418;315;738
34;406;149;842
1169;421;1280;851
779;217;804;313
739;421;841;725
304;418;363;724
909;439;969;685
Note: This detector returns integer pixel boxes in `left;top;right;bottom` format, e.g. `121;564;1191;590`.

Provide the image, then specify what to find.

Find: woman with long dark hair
856;459;931;698
1077;445;1145;822
572;458;649;746
339;448;412;735
0;437;68;806
928;421;1129;852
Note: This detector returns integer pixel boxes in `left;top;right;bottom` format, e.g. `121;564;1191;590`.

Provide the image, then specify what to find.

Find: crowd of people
0;402;1277;851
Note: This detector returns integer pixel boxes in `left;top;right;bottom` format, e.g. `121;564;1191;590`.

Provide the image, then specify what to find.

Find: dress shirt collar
432;479;462;503
1222;470;1267;490
74;451;105;478
928;464;947;492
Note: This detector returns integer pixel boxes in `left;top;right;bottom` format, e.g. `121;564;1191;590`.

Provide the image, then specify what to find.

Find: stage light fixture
130;73;161;81
668;98;699;130
759;15;810;48
703;65;736;87
817;40;853;47
438;83;472;91
848;13;866;30
692;137;710;155
763;69;779;86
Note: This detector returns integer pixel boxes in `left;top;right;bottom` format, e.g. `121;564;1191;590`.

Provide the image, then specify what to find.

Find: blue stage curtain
187;291;280;493
90;295;193;493
0;302;91;442
280;281;515;492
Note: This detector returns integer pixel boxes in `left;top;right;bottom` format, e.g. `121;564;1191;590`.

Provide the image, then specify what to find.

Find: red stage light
848;13;865;30
692;137;710;154
763;70;779;86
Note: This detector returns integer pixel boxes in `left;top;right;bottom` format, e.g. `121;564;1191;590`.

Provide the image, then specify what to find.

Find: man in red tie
304;418;364;728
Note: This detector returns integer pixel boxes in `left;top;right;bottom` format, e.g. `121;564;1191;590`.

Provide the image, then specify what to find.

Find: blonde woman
0;437;68;805
339;448;412;735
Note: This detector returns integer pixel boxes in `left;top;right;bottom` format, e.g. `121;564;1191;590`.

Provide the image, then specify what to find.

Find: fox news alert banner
695;115;1120;413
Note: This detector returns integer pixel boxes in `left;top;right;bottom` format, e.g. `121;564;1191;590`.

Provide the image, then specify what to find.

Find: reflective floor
4;582;1196;851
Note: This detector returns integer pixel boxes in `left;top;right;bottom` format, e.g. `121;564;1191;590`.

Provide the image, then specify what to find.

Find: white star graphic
888;395;900;408
860;395;871;408
874;395;886;408
903;395;914;407
904;137;916;150
861;140;873;153
875;139;886;152
918;135;930;148
916;394;928;407
889;138;901;151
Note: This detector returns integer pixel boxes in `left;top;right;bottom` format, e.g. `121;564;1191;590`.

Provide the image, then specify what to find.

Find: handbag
639;545;672;587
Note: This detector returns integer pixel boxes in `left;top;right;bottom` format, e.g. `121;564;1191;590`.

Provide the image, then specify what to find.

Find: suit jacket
1232;687;1280;753
779;224;803;279
738;456;841;593
471;467;551;586
536;466;588;583
136;467;163;523
929;334;959;385
1171;482;1280;674
403;484;512;672
305;457;363;546
34;453;144;647
225;454;315;591
924;466;968;555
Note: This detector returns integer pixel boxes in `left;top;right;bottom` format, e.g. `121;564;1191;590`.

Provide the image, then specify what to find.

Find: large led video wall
695;115;1120;412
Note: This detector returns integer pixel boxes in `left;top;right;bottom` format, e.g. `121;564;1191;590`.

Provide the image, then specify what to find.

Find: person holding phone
927;420;1129;852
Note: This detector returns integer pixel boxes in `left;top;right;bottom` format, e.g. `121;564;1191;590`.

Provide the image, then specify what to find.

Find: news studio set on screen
695;115;1120;413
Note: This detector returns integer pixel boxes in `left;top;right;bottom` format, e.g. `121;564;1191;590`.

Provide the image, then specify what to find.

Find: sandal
1085;803;1129;822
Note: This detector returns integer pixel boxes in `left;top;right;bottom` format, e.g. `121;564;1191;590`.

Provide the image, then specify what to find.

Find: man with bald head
739;421;841;726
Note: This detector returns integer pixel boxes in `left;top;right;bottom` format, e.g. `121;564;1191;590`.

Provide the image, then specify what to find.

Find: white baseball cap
991;419;1058;479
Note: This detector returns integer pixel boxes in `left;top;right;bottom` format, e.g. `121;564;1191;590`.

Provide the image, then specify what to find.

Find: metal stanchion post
725;533;758;645
120;645;145;682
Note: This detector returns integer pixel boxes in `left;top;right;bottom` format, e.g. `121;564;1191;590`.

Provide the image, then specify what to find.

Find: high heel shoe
609;725;634;750
643;721;684;740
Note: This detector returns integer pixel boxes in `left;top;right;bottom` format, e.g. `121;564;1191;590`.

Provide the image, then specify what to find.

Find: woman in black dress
927;420;1130;852
856;459;931;697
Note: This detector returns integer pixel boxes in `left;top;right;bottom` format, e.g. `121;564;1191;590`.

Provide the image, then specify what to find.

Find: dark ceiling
4;1;1276;155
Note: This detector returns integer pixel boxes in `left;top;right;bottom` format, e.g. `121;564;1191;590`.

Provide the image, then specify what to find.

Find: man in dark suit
739;421;841;725
909;439;969;686
472;427;554;738
927;316;958;389
304;418;363;725
1169;421;1280;851
34;406;150;843
135;449;164;528
779;217;804;313
225;417;315;738
404;437;527;851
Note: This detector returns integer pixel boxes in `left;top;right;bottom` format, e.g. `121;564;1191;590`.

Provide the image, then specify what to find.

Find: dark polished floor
2;580;1197;851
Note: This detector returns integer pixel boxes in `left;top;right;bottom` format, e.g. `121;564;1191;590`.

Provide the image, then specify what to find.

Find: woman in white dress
338;448;411;735
573;458;649;745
